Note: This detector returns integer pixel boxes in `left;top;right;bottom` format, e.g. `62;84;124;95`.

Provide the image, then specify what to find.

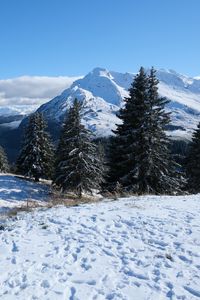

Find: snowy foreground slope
0;177;200;299
0;175;49;214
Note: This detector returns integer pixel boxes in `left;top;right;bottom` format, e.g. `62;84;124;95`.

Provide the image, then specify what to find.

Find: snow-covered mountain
35;67;200;140
37;68;125;137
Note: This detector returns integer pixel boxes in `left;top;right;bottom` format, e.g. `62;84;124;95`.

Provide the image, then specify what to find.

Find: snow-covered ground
0;175;50;214
0;175;200;299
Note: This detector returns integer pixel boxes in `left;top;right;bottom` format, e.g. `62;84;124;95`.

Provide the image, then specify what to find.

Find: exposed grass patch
47;191;101;208
1;191;102;219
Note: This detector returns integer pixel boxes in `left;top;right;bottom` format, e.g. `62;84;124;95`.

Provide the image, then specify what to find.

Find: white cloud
0;75;80;107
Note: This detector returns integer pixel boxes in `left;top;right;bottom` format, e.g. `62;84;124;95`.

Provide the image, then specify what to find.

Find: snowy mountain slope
37;67;131;136
35;67;200;139
0;177;200;299
38;82;119;136
72;67;129;106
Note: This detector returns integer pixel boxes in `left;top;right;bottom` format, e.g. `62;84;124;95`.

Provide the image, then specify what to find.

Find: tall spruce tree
143;67;180;193
107;67;179;194
16;112;54;181
185;122;200;192
54;99;104;197
0;146;9;173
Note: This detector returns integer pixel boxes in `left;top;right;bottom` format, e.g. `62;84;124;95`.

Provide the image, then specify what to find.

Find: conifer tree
16;113;54;181
54;99;104;197
0;146;9;173
107;67;149;191
143;67;179;193
107;67;179;194
185;122;200;192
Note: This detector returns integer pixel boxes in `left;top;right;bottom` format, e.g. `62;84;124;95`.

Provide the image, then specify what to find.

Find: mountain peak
70;67;127;106
92;67;107;72
18;67;200;141
90;67;111;77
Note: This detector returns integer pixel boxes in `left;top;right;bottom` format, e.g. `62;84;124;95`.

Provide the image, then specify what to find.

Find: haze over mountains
1;67;200;160
0;75;80;129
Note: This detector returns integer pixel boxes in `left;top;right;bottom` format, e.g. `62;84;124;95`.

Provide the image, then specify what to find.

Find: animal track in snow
0;195;200;299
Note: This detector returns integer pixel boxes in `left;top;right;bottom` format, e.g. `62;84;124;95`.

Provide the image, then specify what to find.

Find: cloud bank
0;76;80;107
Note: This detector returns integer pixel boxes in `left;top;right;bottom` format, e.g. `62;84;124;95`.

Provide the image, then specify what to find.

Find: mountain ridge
35;67;200;139
1;67;200;161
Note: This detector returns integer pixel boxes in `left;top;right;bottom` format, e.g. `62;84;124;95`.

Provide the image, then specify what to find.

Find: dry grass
47;191;101;208
102;190;136;201
2;192;102;219
5;201;45;217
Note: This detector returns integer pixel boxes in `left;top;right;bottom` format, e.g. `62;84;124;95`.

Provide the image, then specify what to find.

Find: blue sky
0;0;199;78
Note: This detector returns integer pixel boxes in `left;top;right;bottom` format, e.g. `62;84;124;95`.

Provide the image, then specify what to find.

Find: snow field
0;187;200;299
0;175;49;214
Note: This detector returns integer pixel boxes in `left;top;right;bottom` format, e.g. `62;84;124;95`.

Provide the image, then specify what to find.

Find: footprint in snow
41;280;50;288
185;228;192;235
178;255;192;264
69;287;76;300
184;286;200;298
72;253;77;262
11;256;16;264
72;279;96;286
91;215;97;222
123;268;149;280
81;261;92;271
166;282;174;299
102;249;115;257
12;241;19;252
196;265;200;270
66;253;78;264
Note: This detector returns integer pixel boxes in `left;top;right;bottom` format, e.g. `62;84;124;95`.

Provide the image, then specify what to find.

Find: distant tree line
1;67;200;195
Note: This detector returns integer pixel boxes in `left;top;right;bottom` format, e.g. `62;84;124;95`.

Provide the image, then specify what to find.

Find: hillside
0;175;200;299
0;174;50;214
